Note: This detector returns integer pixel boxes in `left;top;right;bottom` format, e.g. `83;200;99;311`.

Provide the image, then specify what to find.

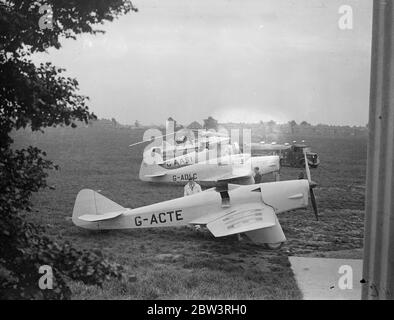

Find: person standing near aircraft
184;177;202;196
253;167;262;184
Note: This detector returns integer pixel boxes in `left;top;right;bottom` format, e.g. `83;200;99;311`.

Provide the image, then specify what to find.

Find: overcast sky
34;0;373;126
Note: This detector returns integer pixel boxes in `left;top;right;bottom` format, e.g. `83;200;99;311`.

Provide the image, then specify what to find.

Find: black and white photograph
1;0;394;306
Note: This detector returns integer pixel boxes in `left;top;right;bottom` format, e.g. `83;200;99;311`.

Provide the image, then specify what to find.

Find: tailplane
72;189;125;228
139;161;167;181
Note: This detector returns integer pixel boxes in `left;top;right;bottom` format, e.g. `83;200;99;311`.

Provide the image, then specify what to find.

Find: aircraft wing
207;168;252;183
195;172;251;183
190;203;277;237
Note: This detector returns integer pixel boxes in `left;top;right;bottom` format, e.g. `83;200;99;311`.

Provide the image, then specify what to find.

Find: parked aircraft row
72;130;319;249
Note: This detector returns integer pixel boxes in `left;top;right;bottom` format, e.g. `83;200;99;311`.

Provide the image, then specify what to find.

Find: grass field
12;124;367;299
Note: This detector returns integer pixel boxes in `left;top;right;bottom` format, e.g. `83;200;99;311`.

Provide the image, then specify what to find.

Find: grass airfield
12;124;366;299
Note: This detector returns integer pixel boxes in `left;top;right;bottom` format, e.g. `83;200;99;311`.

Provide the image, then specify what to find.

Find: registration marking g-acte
134;210;183;226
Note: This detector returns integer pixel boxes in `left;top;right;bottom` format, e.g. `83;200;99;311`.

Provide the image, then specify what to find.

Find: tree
288;120;297;134
203;116;218;131
0;1;137;299
300;121;311;126
266;120;276;133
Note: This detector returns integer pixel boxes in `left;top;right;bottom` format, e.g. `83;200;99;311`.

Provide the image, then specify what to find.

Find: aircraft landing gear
264;242;284;250
216;183;231;208
221;192;231;208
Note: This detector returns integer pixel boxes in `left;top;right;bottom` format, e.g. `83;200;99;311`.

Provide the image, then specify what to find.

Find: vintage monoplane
72;153;318;249
130;129;231;159
139;153;280;185
247;141;320;168
143;141;240;171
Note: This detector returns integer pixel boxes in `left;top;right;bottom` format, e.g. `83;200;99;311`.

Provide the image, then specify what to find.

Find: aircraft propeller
304;150;319;221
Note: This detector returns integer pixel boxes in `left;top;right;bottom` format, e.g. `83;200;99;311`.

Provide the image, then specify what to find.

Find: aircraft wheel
264;242;284;250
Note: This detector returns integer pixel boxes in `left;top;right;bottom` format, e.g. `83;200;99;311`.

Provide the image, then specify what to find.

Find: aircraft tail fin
72;189;125;229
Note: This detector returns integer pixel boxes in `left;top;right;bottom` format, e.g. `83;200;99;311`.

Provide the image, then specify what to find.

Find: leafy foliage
203;116;218;131
0;0;136;299
0;215;124;299
0;0;137;53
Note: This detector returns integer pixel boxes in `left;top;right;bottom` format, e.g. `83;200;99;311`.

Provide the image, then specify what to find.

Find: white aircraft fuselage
72;148;317;247
139;153;280;185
